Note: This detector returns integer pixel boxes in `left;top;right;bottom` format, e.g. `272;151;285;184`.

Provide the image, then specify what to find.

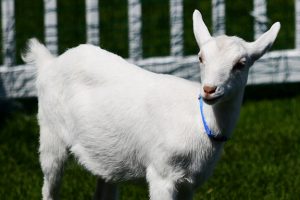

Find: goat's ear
193;10;211;48
247;22;281;61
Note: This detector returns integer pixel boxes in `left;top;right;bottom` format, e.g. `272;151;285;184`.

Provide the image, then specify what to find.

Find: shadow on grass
0;97;37;129
244;82;300;102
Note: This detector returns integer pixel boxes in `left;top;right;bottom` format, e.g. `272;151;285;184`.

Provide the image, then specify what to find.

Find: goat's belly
70;137;146;181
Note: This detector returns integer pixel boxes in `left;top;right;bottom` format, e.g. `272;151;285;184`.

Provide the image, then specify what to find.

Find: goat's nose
203;85;217;94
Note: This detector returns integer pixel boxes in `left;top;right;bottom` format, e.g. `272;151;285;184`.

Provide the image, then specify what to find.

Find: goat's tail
21;38;55;68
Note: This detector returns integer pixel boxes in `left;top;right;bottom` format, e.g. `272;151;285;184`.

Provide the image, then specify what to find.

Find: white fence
0;0;300;98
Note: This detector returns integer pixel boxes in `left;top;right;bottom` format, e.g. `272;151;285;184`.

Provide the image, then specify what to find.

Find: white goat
22;10;280;200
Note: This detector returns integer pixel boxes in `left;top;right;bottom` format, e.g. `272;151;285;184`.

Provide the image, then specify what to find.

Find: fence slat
170;0;183;57
128;0;142;60
86;0;99;45
252;0;268;40
1;0;15;66
44;0;58;55
212;0;225;36
296;0;300;48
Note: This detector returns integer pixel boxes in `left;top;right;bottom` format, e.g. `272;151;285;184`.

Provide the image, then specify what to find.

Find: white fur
22;10;280;200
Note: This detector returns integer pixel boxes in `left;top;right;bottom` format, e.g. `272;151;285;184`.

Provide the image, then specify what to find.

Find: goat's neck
203;91;244;138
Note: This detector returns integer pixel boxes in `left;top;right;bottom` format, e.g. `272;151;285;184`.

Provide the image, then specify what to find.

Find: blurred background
0;0;299;199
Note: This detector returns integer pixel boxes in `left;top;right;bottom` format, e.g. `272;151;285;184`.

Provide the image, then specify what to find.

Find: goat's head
193;10;280;105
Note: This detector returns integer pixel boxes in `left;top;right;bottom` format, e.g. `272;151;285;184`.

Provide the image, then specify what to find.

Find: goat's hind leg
39;127;68;200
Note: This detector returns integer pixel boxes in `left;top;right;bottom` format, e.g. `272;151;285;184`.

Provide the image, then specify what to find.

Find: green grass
0;93;299;199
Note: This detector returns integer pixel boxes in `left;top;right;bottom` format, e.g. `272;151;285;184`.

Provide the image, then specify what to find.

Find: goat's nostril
203;85;217;94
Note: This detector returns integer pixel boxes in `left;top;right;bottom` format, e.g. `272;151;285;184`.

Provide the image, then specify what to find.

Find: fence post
296;0;300;48
170;0;183;57
1;0;15;66
86;0;99;45
212;0;225;36
252;0;268;40
44;0;58;55
128;0;142;60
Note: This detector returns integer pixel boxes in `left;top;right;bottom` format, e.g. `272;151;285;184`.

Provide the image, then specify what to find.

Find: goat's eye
233;61;246;71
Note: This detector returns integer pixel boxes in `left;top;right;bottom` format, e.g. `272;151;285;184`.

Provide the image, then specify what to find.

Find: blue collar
198;96;229;142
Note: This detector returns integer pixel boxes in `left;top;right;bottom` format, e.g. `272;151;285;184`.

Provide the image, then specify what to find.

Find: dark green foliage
267;0;295;50
100;0;128;58
13;0;295;64
15;0;44;64
183;0;211;55
226;0;253;41
141;0;170;57
57;0;86;54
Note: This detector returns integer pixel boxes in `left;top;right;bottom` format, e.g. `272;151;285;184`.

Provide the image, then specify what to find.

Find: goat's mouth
202;94;224;105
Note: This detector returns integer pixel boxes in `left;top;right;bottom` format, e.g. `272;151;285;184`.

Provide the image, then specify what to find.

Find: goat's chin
202;94;224;105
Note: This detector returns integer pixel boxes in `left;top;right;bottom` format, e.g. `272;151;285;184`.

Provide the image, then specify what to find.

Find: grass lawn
0;89;299;199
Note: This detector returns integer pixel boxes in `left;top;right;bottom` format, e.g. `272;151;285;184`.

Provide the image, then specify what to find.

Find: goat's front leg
146;165;176;200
